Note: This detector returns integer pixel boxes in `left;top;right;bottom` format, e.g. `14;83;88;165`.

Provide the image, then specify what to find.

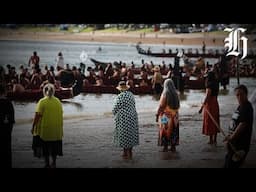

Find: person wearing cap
31;83;63;168
112;81;139;159
156;79;180;152
199;71;220;145
151;65;163;94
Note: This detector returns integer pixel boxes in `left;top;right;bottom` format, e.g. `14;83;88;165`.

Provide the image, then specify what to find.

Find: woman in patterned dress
156;79;180;152
112;81;139;160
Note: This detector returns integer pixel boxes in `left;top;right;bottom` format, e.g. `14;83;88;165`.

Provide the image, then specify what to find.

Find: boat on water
6;76;205;101
136;44;256;59
7;88;74;101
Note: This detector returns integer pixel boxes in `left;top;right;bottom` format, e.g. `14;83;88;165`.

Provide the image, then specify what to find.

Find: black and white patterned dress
112;90;139;148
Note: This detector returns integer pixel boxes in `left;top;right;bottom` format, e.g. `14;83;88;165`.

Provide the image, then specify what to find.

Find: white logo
224;28;248;59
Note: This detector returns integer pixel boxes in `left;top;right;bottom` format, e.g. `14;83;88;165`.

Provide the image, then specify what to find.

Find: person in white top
56;52;64;70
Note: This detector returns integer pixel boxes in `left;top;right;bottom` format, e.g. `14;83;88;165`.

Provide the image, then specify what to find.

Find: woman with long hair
156;79;180;152
199;71;220;145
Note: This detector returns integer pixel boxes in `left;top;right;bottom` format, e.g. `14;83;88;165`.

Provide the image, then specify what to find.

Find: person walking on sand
0;84;15;168
112;81;139;160
156;79;180;152
199;71;220;145
31;83;63;168
223;85;253;168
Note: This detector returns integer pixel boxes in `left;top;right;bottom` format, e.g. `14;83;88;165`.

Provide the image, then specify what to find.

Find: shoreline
0;31;228;46
12;110;256;168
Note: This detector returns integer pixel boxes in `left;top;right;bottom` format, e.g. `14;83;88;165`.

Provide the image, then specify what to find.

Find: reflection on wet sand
62;100;84;111
218;89;229;95
159;151;181;160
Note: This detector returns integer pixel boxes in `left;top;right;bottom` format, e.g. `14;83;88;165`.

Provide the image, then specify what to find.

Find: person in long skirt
112;81;139;160
156;79;180;152
31;83;63;168
199;71;220;145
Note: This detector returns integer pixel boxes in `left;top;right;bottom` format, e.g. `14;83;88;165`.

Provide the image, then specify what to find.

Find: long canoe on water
90;58;122;70
6;78;205;101
82;78;205;95
136;45;256;59
7;88;74;101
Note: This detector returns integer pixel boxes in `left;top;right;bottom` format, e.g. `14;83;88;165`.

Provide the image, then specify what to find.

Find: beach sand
4;29;256;168
12;109;256;168
0;30;232;46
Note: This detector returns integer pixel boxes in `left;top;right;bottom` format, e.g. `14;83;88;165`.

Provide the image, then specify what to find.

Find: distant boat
136;44;256;59
90;58;109;70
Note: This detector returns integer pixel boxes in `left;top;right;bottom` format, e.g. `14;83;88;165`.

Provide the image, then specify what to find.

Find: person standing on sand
31;83;63;168
0;84;15;168
199;71;220;145
202;41;206;54
249;88;256;142
223;85;253;168
112;81;139;160
156;79;180;152
152;66;163;94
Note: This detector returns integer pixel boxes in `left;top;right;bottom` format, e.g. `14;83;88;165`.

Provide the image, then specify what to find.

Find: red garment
202;96;220;135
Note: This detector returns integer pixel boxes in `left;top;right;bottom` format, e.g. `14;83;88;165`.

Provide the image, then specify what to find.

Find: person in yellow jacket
31;83;63;168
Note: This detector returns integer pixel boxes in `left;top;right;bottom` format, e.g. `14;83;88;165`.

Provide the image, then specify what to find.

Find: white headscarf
43;83;55;98
162;78;180;109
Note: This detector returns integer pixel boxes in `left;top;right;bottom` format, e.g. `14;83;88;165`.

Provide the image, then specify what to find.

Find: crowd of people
1;50;256;98
1;50;256;168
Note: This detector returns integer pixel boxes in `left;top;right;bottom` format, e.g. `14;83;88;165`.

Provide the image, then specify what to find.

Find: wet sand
6;30;256;168
12;106;256;168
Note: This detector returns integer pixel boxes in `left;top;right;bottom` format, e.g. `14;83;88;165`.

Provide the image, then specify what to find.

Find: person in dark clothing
28;51;40;69
223;84;253;168
0;84;15;168
202;41;206;54
219;55;230;90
